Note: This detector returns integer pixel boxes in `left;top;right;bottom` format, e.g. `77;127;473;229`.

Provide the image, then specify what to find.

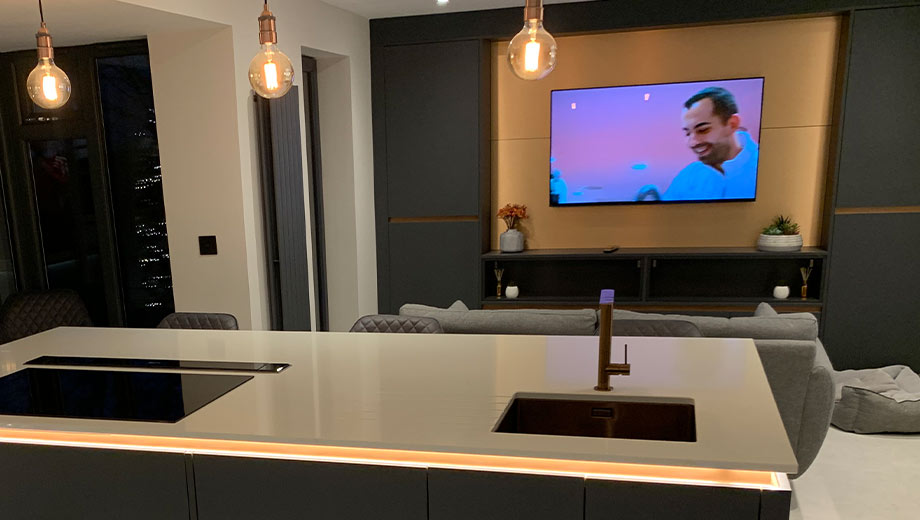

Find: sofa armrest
791;363;835;478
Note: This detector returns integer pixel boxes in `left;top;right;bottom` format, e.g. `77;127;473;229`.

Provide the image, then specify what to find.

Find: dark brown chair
0;289;93;343
157;312;239;330
612;319;703;337
349;314;442;333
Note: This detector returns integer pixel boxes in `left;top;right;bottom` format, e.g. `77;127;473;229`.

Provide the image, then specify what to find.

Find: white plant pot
499;229;524;253
773;286;790;299
505;285;519;299
757;233;803;252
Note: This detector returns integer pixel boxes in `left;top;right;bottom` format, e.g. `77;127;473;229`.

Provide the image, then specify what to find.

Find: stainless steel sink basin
493;395;696;442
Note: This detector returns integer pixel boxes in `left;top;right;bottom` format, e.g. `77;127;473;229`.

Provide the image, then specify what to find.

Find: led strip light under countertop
0;428;786;491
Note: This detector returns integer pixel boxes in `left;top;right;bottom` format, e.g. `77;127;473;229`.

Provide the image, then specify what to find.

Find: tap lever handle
599;289;615;305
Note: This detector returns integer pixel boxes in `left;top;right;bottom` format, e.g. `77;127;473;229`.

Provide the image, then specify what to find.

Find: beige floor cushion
832;365;920;434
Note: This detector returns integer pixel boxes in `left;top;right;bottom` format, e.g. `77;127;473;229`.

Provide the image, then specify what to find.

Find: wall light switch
199;235;218;255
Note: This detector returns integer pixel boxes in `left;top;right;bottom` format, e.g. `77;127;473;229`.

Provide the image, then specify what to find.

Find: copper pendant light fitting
259;3;277;44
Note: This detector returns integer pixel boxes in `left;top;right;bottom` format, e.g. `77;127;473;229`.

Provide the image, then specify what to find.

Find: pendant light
248;1;294;99
25;0;72;109
507;0;557;81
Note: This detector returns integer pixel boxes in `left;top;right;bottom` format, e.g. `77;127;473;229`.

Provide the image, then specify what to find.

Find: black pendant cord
39;0;45;24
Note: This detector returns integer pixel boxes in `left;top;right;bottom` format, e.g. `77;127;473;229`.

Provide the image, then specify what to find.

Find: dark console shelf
483;297;821;308
482;247;826;315
483;247;828;260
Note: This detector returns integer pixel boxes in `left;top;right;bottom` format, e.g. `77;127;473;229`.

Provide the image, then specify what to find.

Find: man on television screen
659;87;759;201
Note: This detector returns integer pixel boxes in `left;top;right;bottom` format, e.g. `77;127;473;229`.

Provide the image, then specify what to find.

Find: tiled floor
790;427;920;519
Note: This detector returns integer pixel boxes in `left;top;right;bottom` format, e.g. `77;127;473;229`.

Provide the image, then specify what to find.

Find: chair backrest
0;290;93;343
612;319;703;337
350;314;443;334
157;312;239;330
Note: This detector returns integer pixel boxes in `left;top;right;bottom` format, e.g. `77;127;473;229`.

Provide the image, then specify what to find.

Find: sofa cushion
614;319;703;337
754;302;779;317
400;304;597;336
725;315;818;341
612;308;817;341
447;300;469;311
612;310;731;337
832;366;920;433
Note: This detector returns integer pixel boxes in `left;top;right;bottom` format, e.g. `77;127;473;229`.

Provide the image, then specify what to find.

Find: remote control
603;246;619;253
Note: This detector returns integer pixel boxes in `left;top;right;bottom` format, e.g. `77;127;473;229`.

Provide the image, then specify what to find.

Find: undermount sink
493;395;696;442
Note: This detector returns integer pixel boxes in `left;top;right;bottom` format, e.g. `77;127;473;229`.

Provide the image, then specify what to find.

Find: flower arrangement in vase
497;203;527;253
757;215;803;252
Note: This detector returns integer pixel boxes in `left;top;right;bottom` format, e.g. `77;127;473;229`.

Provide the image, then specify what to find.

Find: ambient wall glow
491;16;841;249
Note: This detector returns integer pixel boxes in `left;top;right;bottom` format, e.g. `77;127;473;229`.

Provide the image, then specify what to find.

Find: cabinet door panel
836;7;920;207
388;221;480;310
428;468;583;520
823;213;920;370
194;455;427;520
585;479;761;520
0;443;189;520
384;41;481;217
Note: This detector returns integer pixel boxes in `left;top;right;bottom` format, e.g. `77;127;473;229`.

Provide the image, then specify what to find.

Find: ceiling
321;0;590;19
0;1;590;53
0;0;219;52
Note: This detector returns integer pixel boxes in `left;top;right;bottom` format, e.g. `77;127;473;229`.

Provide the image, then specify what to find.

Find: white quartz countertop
0;327;797;474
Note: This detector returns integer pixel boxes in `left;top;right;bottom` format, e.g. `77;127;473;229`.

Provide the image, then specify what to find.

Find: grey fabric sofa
400;301;835;478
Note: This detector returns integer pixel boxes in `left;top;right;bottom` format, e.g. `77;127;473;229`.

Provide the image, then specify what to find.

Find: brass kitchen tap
595;289;630;391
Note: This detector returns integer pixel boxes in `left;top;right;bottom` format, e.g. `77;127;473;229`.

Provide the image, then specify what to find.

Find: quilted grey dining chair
0;289;93;343
349;314;443;333
157;312;239;330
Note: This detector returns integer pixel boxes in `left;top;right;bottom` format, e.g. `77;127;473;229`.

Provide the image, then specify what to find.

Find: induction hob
0;368;251;423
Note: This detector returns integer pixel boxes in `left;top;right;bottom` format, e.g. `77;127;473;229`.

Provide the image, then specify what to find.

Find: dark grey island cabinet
0;444;791;520
428;469;584;520
0;443;191;520
193;455;428;519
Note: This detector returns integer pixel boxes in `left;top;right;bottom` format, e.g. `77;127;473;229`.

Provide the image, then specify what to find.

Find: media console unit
482;247;827;319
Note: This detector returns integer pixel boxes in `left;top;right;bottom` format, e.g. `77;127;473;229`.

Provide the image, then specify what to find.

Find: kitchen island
0;327;795;519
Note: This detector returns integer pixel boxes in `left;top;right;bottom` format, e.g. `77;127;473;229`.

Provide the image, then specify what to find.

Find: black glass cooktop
0;368;251;423
26;355;289;373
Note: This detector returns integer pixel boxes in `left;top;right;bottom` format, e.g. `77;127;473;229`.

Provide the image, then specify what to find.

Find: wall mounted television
549;77;764;206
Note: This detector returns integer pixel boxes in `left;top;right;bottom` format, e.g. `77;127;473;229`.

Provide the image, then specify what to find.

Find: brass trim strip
389;216;479;223
835;206;920;215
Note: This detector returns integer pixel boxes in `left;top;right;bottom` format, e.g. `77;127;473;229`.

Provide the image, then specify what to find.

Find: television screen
550;77;764;205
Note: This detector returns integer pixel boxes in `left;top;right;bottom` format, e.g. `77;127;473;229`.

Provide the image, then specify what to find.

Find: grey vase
500;229;524;253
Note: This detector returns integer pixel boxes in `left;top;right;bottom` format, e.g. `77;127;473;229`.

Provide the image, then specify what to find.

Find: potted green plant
757;215;803;252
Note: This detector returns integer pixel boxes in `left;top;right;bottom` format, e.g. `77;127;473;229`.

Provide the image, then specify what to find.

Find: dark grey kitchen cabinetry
585;478;762;520
0;443;190;520
427;468;584;520
0;443;790;519
372;38;491;313
822;6;920;371
192;454;428;520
